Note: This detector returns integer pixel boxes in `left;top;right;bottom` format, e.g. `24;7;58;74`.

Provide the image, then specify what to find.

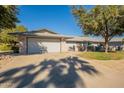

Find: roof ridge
28;29;58;34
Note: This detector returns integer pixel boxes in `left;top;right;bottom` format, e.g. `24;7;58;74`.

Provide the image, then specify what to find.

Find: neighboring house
10;29;124;54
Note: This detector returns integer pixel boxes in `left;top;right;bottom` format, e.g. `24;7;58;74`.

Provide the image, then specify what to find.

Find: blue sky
17;5;94;36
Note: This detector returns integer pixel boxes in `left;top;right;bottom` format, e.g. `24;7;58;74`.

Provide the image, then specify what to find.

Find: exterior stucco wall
18;35;124;54
18;36;67;54
18;36;27;54
60;39;68;52
66;41;78;51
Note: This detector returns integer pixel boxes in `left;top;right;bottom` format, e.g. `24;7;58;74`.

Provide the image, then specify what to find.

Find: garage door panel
28;38;60;54
43;42;60;52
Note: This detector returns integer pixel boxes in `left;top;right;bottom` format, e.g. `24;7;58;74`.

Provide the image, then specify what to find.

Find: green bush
12;46;19;53
0;44;11;51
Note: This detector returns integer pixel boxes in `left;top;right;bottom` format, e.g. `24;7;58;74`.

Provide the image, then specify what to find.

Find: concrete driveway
0;52;124;88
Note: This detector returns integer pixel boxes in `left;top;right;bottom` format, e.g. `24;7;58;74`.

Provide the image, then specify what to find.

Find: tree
16;25;27;32
0;25;27;44
122;38;124;44
0;5;19;31
72;6;124;53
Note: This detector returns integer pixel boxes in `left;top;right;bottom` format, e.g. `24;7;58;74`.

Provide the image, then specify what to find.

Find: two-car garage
27;37;61;54
11;29;70;54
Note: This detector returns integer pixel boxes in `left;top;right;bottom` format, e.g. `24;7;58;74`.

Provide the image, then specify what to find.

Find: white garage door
27;38;60;54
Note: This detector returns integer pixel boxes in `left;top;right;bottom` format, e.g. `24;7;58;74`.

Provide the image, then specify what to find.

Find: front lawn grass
78;51;124;60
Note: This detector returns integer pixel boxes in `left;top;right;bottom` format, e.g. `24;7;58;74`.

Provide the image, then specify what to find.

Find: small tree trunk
105;42;109;53
105;39;109;53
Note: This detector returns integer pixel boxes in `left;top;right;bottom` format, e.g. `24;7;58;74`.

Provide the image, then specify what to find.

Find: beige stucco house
10;29;124;54
10;29;72;54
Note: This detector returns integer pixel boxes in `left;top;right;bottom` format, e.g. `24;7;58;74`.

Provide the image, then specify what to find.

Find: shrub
12;46;19;53
0;44;11;51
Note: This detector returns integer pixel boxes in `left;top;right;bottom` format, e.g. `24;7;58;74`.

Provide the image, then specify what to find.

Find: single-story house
10;29;124;54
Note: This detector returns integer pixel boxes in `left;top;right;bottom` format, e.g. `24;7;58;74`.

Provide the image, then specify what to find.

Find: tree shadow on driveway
0;56;100;88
